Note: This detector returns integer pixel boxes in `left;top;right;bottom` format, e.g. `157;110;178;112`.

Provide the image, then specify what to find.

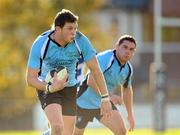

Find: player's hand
110;94;123;105
100;99;112;120
127;114;135;132
49;72;68;93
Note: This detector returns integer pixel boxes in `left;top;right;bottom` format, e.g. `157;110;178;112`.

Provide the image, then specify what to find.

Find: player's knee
51;123;64;135
114;127;126;135
121;129;127;135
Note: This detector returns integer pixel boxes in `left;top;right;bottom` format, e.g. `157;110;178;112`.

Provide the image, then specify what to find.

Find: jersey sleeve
123;63;133;88
27;38;42;69
96;53;108;72
96;50;113;72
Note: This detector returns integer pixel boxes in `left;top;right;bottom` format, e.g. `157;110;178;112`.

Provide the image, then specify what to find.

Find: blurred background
0;0;180;133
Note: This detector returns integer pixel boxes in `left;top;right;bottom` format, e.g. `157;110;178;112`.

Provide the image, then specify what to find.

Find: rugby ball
45;66;68;83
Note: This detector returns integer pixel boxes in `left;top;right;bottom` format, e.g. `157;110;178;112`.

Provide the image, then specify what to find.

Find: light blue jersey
77;50;133;109
27;30;96;87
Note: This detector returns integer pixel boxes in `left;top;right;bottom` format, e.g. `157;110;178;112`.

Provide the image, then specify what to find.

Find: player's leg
74;106;95;135
44;103;64;135
61;86;77;135
99;109;126;135
73;114;87;135
73;126;85;135
37;90;64;135
63;115;76;135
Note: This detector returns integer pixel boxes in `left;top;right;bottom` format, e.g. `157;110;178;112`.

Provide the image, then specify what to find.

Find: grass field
0;128;180;135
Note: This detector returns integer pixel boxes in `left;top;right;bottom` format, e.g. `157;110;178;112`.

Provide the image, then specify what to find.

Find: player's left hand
127;115;135;131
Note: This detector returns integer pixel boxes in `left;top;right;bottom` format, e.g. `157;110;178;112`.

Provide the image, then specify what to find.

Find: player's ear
53;72;57;77
55;26;62;33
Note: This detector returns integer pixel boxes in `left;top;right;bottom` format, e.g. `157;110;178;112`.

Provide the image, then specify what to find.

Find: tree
0;0;108;118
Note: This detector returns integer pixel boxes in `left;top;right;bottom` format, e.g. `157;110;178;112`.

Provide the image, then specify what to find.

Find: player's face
116;40;136;64
59;22;78;43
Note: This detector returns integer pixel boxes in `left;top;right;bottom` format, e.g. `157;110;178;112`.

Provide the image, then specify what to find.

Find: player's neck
52;32;67;47
115;53;126;65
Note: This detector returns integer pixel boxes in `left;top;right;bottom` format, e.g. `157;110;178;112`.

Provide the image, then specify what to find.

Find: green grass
84;128;180;135
0;128;179;135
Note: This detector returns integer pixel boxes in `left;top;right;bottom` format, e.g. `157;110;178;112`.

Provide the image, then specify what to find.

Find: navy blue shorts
37;86;77;116
76;103;117;129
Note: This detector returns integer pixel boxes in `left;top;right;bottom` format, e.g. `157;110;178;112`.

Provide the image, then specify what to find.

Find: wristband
101;93;109;98
101;96;110;102
101;93;109;102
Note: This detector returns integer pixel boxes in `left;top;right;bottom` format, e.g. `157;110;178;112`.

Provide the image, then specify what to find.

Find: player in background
74;35;136;135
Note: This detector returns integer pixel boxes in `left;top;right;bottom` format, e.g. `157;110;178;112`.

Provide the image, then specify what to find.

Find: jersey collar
48;30;69;48
113;50;126;70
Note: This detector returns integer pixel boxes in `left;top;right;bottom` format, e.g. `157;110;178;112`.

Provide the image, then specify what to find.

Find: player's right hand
127;114;135;131
49;72;68;93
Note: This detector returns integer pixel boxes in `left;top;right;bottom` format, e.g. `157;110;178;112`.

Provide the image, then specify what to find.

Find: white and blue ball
45;66;68;83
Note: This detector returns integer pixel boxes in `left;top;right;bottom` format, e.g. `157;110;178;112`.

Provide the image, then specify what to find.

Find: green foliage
0;0;109;118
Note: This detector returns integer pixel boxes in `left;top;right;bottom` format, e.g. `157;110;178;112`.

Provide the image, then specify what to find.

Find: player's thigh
63;115;76;135
44;103;63;125
61;86;77;116
100;110;126;133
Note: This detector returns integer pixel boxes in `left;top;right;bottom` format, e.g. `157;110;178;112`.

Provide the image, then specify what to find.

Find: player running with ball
26;9;112;135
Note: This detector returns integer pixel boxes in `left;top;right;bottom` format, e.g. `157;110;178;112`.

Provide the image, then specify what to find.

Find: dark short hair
118;35;136;47
53;9;78;28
